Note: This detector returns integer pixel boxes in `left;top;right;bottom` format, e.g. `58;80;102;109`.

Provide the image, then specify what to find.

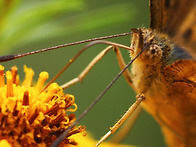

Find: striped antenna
0;32;132;62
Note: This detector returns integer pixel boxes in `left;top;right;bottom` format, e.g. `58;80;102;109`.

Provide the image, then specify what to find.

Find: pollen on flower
0;65;85;146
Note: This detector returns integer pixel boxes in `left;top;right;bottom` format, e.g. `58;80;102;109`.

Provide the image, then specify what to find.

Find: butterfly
79;0;196;146
127;0;196;147
1;0;196;146
52;0;196;146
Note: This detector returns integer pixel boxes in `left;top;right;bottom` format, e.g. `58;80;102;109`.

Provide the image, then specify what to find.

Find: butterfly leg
61;45;134;90
95;94;145;147
110;104;142;143
113;46;132;87
61;45;113;89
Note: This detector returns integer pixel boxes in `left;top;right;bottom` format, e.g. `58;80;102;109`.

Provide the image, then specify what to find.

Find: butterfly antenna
0;32;132;62
50;43;149;147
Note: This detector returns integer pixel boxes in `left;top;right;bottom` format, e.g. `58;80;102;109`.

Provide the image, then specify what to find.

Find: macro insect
1;0;196;147
51;0;196;146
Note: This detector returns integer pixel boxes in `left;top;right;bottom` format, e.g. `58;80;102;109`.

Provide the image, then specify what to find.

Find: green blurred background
0;0;166;146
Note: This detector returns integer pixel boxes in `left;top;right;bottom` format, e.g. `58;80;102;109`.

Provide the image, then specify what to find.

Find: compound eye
140;44;162;65
149;45;162;55
148;44;162;64
151;48;156;54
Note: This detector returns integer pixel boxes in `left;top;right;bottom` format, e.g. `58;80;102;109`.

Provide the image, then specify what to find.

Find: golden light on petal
0;65;85;146
66;133;136;147
0;139;12;147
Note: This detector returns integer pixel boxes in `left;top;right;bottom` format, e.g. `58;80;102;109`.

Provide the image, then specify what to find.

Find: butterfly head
130;28;172;67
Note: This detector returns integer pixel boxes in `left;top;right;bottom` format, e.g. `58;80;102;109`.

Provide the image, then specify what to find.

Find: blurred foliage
0;0;166;147
0;0;84;54
0;0;138;54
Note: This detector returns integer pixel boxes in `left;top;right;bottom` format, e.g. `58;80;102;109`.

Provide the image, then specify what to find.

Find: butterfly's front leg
61;45;113;89
113;46;133;87
95;93;145;147
61;42;134;90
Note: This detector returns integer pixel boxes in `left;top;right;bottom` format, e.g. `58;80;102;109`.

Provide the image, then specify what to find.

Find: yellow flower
0;65;85;146
0;65;134;147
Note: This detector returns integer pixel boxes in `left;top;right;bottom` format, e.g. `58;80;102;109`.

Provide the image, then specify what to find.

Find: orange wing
150;0;196;56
